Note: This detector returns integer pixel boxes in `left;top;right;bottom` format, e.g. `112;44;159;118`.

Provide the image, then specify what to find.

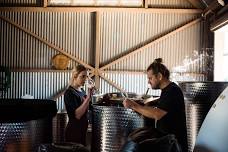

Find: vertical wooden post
43;0;48;7
144;0;148;8
95;11;101;90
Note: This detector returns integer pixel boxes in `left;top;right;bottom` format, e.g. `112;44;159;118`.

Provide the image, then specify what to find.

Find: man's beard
152;82;160;89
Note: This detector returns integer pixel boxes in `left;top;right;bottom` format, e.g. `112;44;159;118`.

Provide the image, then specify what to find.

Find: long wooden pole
100;18;201;71
0;15;94;70
0;7;202;14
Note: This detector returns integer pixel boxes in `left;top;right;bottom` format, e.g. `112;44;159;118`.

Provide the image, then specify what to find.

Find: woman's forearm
74;98;90;119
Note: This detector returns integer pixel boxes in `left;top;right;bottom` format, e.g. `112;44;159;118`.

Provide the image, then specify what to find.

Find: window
214;24;228;81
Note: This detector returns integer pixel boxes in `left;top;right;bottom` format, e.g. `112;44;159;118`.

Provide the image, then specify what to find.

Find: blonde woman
64;65;93;146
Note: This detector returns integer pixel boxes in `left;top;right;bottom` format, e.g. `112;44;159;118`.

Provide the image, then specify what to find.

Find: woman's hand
87;87;95;97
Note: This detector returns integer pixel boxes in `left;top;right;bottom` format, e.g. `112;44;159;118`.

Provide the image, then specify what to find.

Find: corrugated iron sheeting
0;9;206;109
99;77;119;94
100;12;199;67
105;22;206;75
0;0;39;6
49;0;143;7
100;71;206;96
148;0;195;8
1;71;71;112
0;11;94;69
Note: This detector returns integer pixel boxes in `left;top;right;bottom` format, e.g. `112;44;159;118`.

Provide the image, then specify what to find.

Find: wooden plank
211;11;228;31
0;7;202;14
50;85;68;100
95;12;101;90
0;15;94;70
100;18;201;71
101;70;146;75
144;0;148;8
10;69;70;72
101;70;205;76
203;1;221;16
186;0;204;9
9;68;95;73
99;73;126;93
43;0;48;7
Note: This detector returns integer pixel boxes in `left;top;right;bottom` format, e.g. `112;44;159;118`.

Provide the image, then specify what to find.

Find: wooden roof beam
186;0;204;9
99;72;127;93
42;0;48;7
100;18;201;71
0;7;202;14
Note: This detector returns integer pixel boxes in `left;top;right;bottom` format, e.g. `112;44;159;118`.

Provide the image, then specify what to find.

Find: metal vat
179;82;228;152
91;104;145;152
52;112;68;143
0;99;57;152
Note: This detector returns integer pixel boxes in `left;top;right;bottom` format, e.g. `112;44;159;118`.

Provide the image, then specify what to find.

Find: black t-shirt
155;82;188;151
64;86;87;119
64;86;88;145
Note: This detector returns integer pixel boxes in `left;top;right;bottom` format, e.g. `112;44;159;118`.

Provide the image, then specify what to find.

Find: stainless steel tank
52;112;68;143
0;99;57;152
194;87;228;152
179;82;228;152
91;92;145;152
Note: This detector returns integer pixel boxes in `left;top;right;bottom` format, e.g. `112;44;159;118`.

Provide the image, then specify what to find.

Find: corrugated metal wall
49;0;143;7
0;0;194;8
0;11;94;69
148;0;195;8
100;12;199;69
0;0;40;6
98;12;206;95
0;71;71;112
0;6;206;111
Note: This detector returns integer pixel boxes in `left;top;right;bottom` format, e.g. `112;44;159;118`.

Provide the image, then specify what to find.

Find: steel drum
91;92;145;152
179;82;228;152
194;86;228;152
0;99;57;152
52;112;68;143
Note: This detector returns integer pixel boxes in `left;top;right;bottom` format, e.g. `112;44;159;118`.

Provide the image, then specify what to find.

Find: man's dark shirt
155;82;188;152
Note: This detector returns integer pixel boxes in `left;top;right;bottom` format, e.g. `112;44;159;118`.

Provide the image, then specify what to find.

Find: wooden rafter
50;85;68;100
100;18;201;71
0;7;202;14
144;0;148;8
186;0;204;9
103;70;205;76
203;0;222;16
99;72;126;93
101;70;146;75
0;15;94;70
43;0;48;7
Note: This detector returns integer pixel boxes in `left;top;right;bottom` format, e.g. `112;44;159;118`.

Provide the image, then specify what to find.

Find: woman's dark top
156;82;188;152
64;86;88;146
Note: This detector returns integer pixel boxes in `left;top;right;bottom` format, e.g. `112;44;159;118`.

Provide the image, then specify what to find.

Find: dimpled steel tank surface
179;82;228;152
91;105;145;152
0;99;57;152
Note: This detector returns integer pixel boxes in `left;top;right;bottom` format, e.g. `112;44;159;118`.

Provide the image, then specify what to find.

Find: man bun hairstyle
147;58;170;79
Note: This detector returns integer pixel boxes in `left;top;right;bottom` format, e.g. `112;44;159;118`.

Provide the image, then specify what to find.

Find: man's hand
123;98;135;109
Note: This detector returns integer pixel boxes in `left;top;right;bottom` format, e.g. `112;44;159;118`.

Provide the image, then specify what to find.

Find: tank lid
0;99;57;122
